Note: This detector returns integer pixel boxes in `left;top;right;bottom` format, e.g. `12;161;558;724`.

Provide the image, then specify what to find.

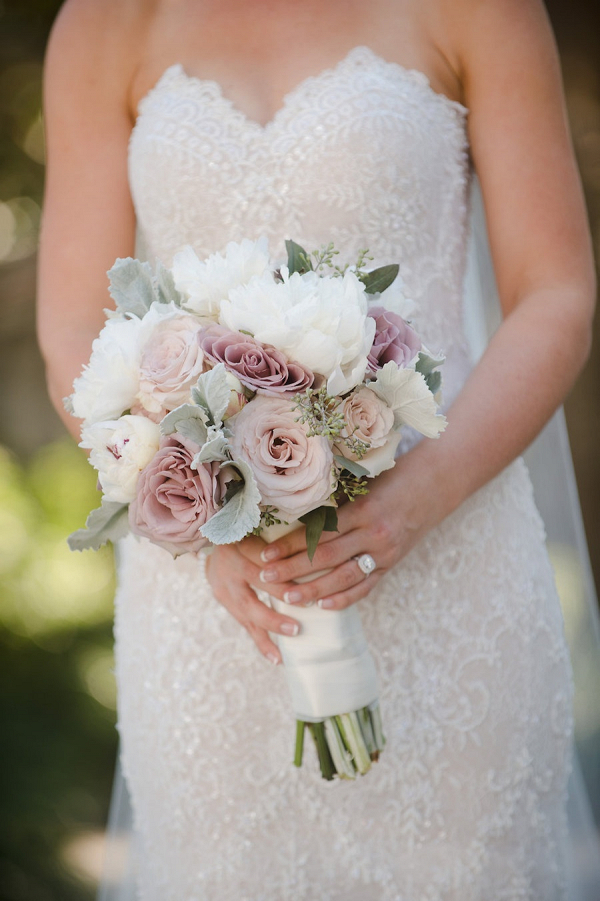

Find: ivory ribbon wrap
258;520;379;722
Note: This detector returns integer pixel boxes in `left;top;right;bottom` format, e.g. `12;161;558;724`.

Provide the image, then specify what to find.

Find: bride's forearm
399;282;595;522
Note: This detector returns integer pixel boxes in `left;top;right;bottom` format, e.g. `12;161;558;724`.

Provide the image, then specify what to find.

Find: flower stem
369;703;386;753
294;720;305;768
308;721;335;781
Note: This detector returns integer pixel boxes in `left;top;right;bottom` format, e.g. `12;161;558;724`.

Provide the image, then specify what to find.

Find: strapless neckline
135;44;469;135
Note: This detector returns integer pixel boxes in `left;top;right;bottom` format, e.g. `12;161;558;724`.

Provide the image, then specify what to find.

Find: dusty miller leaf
160;404;209;446
200;459;261;544
192;429;230;466
108;258;157;317
155;262;182;306
68;500;129;552
191;364;231;427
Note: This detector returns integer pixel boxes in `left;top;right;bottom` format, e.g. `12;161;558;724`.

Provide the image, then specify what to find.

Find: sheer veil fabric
96;175;600;900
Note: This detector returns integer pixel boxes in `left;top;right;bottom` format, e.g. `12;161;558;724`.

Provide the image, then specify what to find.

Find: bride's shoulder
45;0;157;115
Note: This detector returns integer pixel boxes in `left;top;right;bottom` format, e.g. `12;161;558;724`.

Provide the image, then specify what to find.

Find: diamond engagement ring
353;553;377;577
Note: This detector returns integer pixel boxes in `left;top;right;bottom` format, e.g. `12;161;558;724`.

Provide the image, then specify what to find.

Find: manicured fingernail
318;598;335;609
266;652;280;665
280;622;300;636
283;590;302;604
261;547;280;562
259;569;278;583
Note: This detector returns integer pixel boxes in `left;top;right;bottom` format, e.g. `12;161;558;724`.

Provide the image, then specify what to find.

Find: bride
38;0;596;898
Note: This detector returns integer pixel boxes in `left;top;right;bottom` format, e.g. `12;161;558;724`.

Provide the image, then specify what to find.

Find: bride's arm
37;0;138;440
38;0;303;659
257;0;596;606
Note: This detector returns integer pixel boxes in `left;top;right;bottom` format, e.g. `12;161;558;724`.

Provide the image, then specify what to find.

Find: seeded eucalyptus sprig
285;240;399;295
252;507;287;535
336;471;369;503
293;386;346;440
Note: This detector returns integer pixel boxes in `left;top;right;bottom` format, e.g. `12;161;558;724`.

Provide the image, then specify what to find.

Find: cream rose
336;388;400;477
229;395;335;520
134;312;204;421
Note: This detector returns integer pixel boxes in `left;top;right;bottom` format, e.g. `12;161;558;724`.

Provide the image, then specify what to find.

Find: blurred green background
0;1;598;898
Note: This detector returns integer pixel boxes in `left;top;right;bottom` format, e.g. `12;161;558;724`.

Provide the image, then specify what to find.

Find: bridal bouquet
67;237;446;780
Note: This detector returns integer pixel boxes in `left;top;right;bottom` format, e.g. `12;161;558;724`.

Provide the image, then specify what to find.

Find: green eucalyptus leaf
108;258;157;317
414;349;445;378
285;239;312;275
298;506;329;561
68;500;129;552
155;261;182;306
323;506;339;533
333;455;369;478
160;404;209;445
191;364;231;427
360;264;399;295
200;459;261;544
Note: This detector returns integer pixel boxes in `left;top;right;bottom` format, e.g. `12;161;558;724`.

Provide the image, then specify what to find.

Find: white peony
70;316;145;425
71;301;208;427
80;415;161;504
172;237;271;320
219;268;375;395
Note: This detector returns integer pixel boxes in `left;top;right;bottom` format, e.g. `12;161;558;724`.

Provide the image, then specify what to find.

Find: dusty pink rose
335;388;400;477
366;306;421;372
129;435;227;556
198;325;314;395
134;314;204;421
230;395;335;520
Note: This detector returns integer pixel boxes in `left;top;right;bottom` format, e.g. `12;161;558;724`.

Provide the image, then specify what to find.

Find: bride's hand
256;453;447;610
204;536;301;664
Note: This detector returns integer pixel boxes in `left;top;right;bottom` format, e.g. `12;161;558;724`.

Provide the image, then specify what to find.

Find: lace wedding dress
115;46;574;900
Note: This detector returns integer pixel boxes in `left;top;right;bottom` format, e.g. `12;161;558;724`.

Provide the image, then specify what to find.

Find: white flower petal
371;362;447;438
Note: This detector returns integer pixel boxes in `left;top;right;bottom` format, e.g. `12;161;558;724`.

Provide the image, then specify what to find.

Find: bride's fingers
245;622;283;665
258;531;361;585
219;583;300;646
259;518;342;563
315;571;383;611
274;557;382;606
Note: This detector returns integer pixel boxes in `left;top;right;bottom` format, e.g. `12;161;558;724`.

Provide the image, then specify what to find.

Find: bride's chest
128;47;470;267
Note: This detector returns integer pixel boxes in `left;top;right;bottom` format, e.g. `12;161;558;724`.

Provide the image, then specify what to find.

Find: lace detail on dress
118;44;574;900
129;45;472;409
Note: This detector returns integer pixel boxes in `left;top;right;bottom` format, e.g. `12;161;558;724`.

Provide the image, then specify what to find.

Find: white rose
80;415;161;503
219;268;375;395
70;316;145;425
335;388;401;477
172;237;271;320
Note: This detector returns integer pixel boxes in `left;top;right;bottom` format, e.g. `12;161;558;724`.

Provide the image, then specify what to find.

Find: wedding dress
114;46;580;900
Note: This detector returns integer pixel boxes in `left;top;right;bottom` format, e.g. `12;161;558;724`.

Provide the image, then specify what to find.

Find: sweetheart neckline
134;44;469;134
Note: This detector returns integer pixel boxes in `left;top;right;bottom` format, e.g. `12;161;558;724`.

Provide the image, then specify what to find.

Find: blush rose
134;314;205;421
129;435;227;556
367;306;421;372
336;388;400;477
230;395;335;520
198;325;314;395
